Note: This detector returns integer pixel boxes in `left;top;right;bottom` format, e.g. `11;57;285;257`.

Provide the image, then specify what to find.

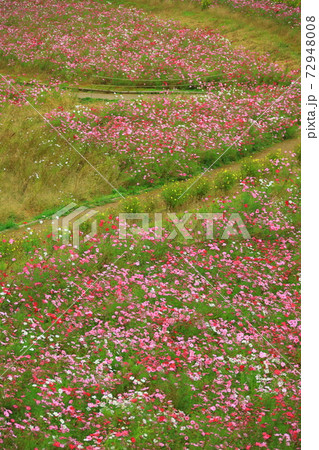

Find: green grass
0;218;18;232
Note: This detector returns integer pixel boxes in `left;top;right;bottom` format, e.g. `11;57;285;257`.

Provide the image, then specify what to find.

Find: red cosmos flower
131;437;136;443
209;417;222;423
158;415;166;422
290;430;299;441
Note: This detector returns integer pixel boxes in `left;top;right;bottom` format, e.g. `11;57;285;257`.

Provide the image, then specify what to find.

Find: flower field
0;78;300;221
46;83;300;187
0;0;296;85
211;0;300;26
0;151;301;448
0;0;301;448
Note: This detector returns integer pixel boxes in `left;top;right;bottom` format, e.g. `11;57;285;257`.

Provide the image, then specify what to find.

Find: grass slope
117;0;300;70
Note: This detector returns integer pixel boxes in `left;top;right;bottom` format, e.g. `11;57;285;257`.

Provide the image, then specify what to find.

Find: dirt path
76;89;206;101
78;91;148;101
2;136;300;241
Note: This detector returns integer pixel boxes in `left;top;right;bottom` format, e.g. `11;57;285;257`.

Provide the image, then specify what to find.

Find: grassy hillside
0;0;300;225
0;79;299;224
117;0;300;70
0;1;300;448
